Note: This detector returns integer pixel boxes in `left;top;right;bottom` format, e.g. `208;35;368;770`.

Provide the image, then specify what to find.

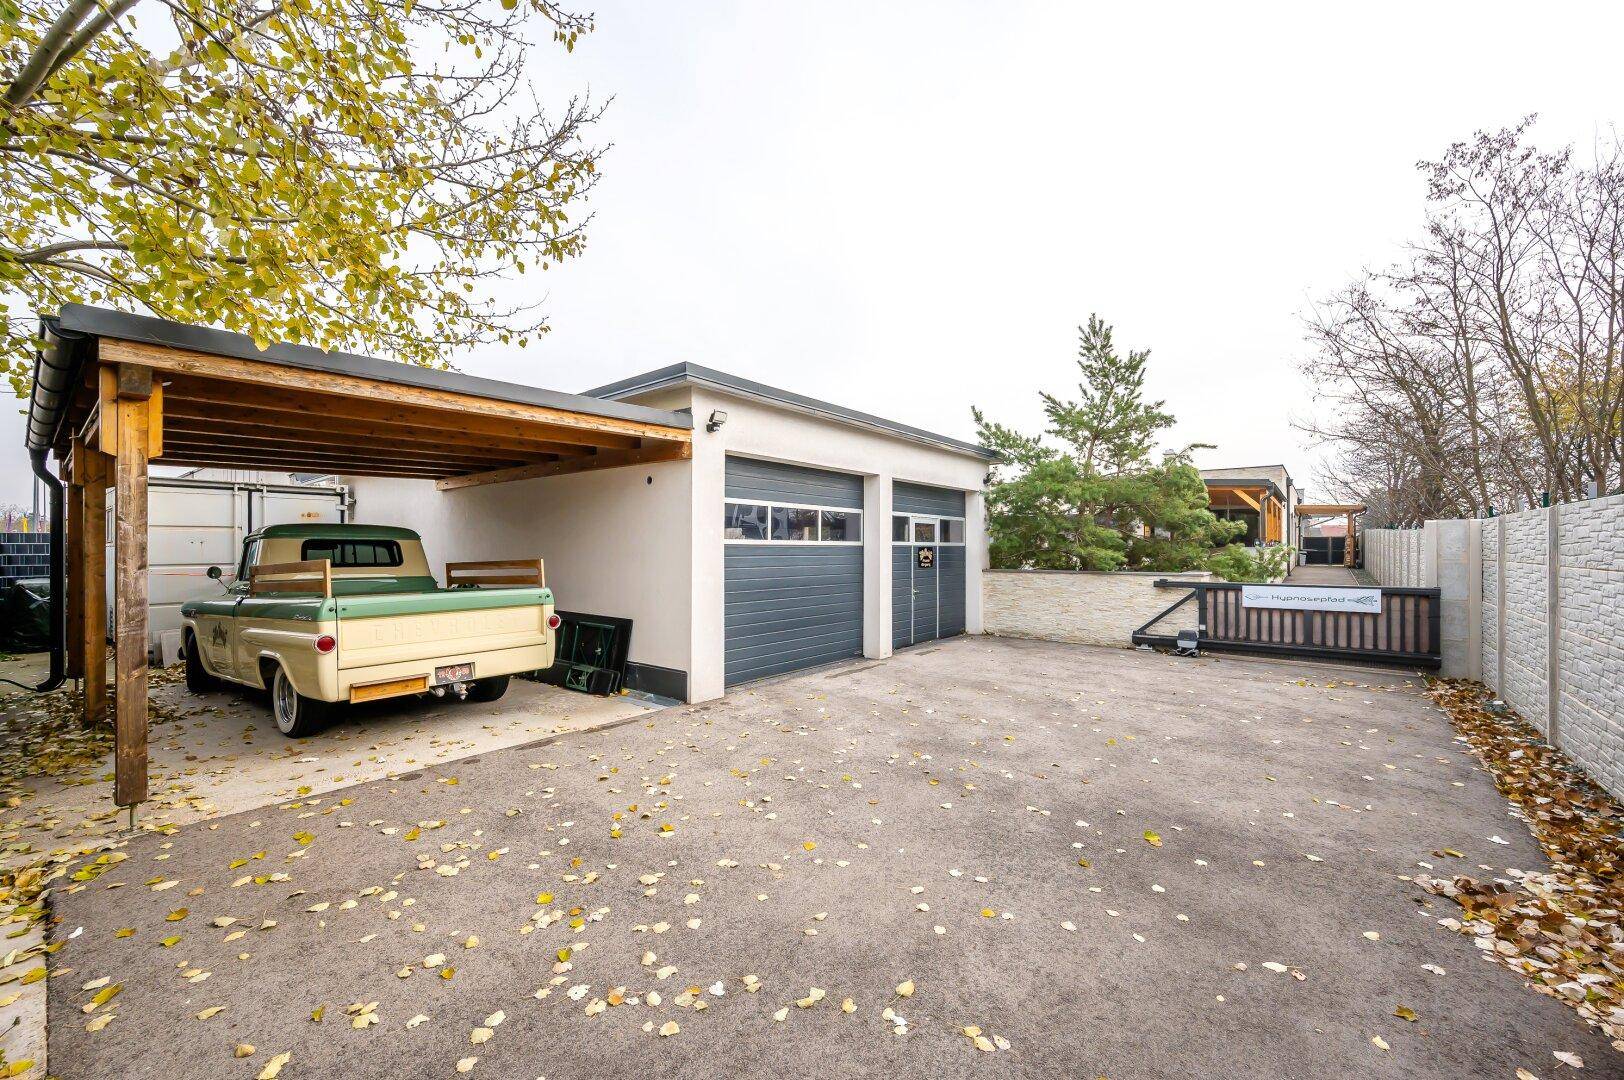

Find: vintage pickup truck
180;524;558;737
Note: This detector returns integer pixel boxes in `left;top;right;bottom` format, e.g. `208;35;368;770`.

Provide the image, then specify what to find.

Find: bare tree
1300;119;1624;515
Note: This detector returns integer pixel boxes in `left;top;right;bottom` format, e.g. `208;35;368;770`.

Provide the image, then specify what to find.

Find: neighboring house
1200;465;1302;549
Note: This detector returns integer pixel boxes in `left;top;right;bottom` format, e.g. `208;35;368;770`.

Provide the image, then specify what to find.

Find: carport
23;304;692;815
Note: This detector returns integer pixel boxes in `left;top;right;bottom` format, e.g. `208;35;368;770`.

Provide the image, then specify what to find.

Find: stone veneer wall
982;570;1213;648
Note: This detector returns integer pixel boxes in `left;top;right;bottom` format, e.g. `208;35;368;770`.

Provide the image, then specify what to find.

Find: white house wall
347;380;989;707
664;383;990;702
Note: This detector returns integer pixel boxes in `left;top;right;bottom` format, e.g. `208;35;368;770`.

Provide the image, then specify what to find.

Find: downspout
9;315;84;693
28;448;66;692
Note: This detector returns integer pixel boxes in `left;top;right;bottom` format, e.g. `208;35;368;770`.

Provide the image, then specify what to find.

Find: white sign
1240;584;1382;613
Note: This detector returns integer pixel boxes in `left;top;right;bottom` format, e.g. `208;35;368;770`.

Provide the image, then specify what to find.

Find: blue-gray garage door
724;457;865;686
892;482;966;648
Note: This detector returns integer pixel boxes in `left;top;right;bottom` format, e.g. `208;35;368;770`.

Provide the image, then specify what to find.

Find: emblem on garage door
916;545;935;569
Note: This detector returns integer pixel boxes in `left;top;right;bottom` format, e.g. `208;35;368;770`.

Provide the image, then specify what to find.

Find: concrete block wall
1365;527;1430;588
1478;494;1624;801
1555;496;1624;795
982;570;1212;647
1496;508;1549;730
1480;522;1499;690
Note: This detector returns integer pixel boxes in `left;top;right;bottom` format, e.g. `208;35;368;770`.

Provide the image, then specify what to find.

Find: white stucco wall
660;383;990;702
346;457;695;683
346;376;990;706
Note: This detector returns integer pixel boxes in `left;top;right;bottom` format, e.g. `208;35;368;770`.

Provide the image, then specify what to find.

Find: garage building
351;362;994;702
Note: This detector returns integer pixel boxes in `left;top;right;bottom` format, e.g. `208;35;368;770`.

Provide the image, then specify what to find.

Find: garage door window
821;510;860;542
893;515;966;546
725;500;862;545
772;506;818;540
725;502;770;540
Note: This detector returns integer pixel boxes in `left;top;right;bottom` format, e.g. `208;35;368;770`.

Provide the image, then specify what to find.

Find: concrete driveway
44;638;1613;1079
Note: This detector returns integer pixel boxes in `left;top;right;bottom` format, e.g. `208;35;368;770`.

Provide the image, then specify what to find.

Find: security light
706;409;728;432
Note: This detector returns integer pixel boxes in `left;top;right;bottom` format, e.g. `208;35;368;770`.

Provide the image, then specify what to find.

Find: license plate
435;663;474;685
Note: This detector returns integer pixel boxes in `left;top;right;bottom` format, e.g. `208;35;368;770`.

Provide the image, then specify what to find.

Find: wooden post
77;444;110;728
1345;511;1356;567
113;363;153;809
64;452;84;681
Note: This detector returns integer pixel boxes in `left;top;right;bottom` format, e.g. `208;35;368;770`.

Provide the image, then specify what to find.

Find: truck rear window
301;539;404;568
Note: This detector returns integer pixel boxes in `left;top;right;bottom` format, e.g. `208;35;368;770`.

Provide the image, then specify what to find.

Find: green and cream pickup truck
180;524;558;737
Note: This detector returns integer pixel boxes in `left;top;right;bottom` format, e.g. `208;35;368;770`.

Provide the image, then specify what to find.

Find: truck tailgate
335;603;547;670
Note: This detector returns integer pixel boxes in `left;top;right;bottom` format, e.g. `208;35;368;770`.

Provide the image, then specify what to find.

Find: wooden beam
154;454;456;480
160;377;644;453
102;338;690;449
159;394;604;457
435;441;693;491
113;391;150;807
76;447;109;729
1228;487;1262;513
159;431;531;470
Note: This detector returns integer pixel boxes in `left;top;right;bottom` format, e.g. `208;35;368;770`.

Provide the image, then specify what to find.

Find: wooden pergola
1296;503;1366;567
28;305;692;816
1205;482;1287;544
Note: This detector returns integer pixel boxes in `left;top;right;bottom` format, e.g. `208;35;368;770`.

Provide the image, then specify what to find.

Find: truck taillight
315;634;336;654
546;614;561;630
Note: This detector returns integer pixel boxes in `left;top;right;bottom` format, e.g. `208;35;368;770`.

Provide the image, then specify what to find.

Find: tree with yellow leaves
0;0;603;393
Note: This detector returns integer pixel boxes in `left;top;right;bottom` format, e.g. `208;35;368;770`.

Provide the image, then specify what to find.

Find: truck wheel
184;633;219;693
271;665;331;737
463;675;510;703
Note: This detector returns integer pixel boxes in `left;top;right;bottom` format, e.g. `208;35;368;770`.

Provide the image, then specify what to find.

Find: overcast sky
5;0;1623;507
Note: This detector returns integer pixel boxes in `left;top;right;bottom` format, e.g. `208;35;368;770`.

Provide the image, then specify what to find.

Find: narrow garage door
892;482;967;648
724;457;865;686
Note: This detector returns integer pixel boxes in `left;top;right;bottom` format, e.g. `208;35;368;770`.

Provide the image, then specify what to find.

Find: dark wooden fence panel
1135;581;1441;668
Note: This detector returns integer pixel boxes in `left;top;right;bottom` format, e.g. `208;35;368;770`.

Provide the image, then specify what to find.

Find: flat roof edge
587;362;996;460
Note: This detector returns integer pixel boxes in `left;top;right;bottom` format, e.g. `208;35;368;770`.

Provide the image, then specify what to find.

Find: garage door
892;482;966;648
723;457;864;686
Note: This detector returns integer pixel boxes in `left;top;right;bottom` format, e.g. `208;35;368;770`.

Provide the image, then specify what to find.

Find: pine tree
974;315;1243;571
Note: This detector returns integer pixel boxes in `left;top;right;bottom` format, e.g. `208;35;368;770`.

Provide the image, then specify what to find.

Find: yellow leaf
1393;1005;1417;1022
258;1051;292;1079
1143;831;1163;847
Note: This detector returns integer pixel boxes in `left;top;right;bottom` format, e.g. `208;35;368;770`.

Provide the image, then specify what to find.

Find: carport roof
28;305;690;453
25;305;694;489
585;361;997;460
